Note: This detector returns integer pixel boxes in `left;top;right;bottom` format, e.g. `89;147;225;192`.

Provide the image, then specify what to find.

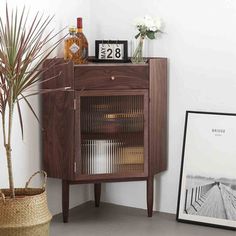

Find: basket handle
25;170;47;190
0;190;6;203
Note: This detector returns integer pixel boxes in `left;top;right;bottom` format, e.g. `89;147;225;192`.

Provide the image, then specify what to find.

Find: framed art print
177;111;236;230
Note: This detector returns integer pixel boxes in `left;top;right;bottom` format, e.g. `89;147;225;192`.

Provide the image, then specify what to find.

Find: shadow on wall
47;178;91;215
154;174;162;211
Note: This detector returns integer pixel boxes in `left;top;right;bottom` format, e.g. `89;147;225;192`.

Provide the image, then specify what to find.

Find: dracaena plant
0;4;67;198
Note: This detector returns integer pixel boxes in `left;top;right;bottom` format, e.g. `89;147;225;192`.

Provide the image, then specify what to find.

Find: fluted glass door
78;91;148;175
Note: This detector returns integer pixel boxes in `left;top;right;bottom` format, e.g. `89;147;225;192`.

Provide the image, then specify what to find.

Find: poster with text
177;111;236;230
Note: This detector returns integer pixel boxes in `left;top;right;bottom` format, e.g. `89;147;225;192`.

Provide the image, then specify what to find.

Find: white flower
134;15;162;31
133;15;164;39
134;17;145;27
149;26;158;32
154;17;162;30
144;15;154;27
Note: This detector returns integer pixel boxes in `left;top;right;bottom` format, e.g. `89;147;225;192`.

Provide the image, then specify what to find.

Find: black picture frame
95;40;128;63
177;111;236;231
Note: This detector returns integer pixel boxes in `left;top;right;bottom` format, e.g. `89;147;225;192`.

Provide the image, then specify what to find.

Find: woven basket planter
0;171;52;236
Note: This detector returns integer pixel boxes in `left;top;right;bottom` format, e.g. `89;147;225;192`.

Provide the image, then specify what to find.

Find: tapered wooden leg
94;183;101;207
62;180;69;223
147;177;154;217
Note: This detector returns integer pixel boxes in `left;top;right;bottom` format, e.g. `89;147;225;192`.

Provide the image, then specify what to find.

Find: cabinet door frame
74;89;149;181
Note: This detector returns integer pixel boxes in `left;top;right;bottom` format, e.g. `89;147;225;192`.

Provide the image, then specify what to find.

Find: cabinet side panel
42;60;74;179
42;58;74;89
149;58;167;175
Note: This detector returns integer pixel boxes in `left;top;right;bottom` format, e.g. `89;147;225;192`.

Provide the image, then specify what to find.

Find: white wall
1;0;236;216
89;0;236;214
0;0;92;215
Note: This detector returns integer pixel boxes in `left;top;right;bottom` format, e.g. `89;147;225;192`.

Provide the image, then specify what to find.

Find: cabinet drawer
74;65;149;89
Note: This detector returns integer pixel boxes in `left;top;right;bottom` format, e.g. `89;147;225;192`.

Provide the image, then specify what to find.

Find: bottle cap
69;26;76;33
77;17;83;29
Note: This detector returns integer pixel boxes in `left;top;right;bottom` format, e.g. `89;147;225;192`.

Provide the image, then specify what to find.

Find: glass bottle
64;26;81;64
75;17;89;64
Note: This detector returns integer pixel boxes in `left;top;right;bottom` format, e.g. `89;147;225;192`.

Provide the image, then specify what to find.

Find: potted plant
0;4;66;235
131;15;163;64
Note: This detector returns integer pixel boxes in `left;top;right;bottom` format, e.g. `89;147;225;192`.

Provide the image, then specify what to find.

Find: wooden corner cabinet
42;58;167;222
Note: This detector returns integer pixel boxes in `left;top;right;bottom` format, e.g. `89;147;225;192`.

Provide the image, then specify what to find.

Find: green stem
132;36;145;64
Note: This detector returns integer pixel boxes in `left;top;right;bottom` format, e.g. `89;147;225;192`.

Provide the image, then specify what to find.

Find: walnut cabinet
42;58;167;222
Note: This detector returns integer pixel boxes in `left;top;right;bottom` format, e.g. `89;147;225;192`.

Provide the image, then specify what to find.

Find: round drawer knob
111;76;115;81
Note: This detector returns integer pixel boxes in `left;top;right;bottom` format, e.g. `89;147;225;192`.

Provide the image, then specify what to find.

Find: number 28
107;46;122;59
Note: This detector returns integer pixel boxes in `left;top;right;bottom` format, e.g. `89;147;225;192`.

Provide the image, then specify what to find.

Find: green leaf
16;99;24;139
135;33;140;39
20;93;40;124
0;3;66;195
146;31;155;40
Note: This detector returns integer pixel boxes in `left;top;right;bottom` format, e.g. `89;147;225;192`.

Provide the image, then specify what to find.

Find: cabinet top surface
74;63;149;67
73;57;167;67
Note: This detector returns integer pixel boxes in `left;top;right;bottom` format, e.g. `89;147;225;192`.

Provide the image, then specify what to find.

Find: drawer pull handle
111;76;115;81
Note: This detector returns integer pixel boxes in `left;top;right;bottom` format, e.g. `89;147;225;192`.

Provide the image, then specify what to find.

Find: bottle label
69;43;80;54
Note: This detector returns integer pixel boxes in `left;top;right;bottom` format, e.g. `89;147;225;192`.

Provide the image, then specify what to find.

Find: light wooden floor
51;201;236;236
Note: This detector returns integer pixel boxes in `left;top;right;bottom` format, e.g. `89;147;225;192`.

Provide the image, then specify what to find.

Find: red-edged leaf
20;93;40;123
16;99;24;139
